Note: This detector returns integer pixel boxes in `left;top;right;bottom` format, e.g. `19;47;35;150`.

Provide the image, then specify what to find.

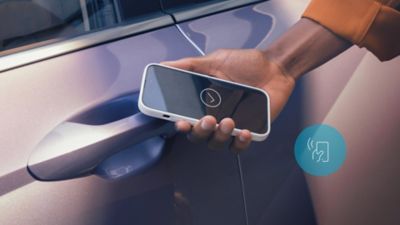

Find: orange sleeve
303;0;400;61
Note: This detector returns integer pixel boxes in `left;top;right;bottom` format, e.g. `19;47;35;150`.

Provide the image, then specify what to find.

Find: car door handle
28;95;175;181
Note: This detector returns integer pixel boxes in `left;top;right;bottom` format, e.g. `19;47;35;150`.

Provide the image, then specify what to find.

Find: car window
0;0;163;56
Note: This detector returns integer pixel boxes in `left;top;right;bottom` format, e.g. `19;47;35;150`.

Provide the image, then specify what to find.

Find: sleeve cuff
360;5;400;61
302;0;381;44
303;0;400;61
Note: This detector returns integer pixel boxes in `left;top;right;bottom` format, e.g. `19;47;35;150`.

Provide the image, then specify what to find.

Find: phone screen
142;64;270;134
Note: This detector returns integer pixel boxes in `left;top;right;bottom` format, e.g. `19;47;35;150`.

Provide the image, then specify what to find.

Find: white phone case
138;63;271;142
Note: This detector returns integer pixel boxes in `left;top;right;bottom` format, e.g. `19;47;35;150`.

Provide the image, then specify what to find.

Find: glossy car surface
2;0;398;225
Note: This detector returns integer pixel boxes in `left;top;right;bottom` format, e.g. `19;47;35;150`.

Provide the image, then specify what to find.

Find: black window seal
161;0;267;22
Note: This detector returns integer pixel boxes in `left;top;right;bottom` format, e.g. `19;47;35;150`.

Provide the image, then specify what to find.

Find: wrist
262;18;351;80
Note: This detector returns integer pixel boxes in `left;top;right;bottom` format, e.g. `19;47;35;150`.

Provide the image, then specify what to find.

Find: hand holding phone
139;63;271;142
143;50;296;151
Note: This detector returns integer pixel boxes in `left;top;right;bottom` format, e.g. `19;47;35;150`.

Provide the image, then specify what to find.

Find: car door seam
237;154;250;225
175;23;250;225
175;24;206;56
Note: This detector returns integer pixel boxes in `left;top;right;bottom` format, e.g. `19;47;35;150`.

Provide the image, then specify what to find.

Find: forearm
263;18;352;80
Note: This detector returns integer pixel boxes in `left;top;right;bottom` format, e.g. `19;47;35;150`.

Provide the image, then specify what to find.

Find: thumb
161;56;212;74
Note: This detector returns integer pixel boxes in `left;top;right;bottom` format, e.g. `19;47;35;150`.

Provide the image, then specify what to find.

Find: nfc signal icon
307;138;330;163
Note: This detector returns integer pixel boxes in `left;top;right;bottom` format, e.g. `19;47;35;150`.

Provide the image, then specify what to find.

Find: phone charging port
163;114;170;118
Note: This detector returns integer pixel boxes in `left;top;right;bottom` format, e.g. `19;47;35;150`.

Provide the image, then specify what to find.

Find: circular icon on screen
200;88;221;108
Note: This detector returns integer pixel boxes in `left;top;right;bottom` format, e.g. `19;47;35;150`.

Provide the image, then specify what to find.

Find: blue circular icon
294;124;346;176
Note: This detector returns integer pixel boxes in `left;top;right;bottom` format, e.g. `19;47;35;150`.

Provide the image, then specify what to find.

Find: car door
168;0;370;225
160;1;316;224
0;1;247;225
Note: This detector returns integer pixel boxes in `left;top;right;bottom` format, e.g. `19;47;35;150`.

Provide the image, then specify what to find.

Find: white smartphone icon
139;63;271;141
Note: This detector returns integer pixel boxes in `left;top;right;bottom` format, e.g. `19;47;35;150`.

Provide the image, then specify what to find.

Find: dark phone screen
142;65;270;134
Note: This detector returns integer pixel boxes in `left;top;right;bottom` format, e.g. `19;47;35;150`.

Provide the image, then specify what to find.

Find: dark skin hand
163;49;295;151
163;18;351;152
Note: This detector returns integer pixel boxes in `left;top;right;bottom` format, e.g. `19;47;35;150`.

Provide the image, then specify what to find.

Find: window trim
0;15;173;73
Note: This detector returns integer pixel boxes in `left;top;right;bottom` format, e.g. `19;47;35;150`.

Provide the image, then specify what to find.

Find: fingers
175;120;192;133
175;117;253;152
187;116;217;143
230;130;252;153
161;57;213;76
208;118;235;150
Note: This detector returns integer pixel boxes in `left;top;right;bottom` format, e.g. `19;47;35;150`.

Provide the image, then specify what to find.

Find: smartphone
139;63;271;141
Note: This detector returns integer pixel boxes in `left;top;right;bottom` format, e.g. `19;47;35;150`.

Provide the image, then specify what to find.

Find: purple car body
1;0;382;224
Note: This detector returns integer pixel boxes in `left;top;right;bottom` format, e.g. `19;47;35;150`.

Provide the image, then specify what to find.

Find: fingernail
220;125;232;135
201;119;213;130
176;120;185;131
239;135;247;142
